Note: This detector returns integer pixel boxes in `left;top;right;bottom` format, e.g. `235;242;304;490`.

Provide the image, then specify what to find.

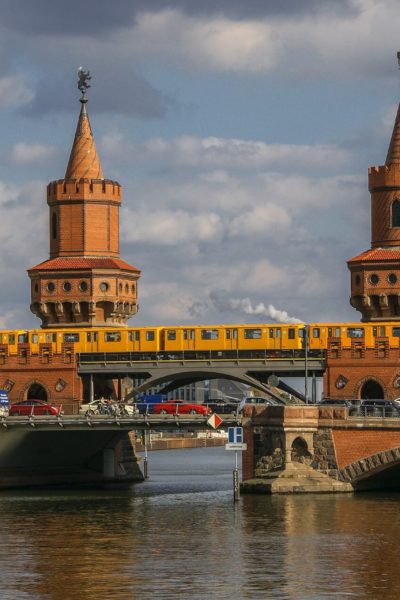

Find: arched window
392;200;400;227
52;212;57;239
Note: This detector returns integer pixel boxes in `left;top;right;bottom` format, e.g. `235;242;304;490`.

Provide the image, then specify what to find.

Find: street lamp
304;324;309;404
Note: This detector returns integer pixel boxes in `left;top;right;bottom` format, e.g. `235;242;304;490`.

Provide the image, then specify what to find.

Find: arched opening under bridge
360;379;384;400
27;383;48;401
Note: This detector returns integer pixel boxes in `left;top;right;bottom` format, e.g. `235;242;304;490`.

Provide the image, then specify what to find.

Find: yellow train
0;321;398;359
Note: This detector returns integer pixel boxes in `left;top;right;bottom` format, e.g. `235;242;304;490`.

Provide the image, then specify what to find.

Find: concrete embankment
132;431;227;452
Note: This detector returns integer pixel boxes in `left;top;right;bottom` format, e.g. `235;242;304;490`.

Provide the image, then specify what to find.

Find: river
0;446;399;599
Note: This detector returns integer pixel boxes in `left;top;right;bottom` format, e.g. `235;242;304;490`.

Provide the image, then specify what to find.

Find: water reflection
0;449;398;599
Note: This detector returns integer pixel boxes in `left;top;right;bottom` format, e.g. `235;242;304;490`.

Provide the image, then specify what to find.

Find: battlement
47;178;122;203
368;164;400;190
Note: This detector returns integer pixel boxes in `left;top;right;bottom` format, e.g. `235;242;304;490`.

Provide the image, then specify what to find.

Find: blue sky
0;0;399;328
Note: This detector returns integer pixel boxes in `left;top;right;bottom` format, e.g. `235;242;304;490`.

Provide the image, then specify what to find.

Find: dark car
205;401;239;414
9;399;62;416
360;399;400;417
319;399;354;408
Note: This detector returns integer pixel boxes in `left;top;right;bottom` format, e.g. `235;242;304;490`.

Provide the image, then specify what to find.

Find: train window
288;328;295;339
328;327;340;338
233;329;238;339
226;329;231;340
31;334;38;344
276;328;281;338
64;333;80;342
86;332;98;342
244;329;262;339
393;327;400;337
201;329;219;340
372;326;386;336
129;331;140;341
46;333;56;342
18;333;28;343
105;332;121;342
146;331;155;342
312;328;320;339
167;330;176;341
9;334;15;344
347;327;364;338
269;329;274;338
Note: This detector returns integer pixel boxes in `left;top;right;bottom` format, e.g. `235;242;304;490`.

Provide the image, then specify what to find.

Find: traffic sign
226;426;247;450
228;426;243;443
207;413;223;429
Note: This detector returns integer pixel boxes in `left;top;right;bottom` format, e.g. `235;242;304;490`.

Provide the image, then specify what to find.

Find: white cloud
11;142;58;165
121;209;222;245
101;133;351;172
0;74;34;109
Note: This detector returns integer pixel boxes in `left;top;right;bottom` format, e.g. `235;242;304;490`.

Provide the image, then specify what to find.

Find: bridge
77;353;325;400
0;412;240;489
240;404;400;493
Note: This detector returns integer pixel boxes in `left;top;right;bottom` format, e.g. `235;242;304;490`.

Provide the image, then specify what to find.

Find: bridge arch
130;368;285;403
339;447;400;490
358;377;385;400
23;380;49;402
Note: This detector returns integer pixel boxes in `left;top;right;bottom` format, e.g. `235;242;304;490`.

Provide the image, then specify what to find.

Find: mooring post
143;430;149;480
233;450;240;502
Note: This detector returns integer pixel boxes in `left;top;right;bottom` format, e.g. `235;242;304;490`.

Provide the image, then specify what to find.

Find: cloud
101;133;351;172
10;142;59;165
0;74;34;110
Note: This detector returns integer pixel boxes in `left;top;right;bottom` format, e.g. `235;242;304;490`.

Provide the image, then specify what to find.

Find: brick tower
348;101;400;321
28;71;140;328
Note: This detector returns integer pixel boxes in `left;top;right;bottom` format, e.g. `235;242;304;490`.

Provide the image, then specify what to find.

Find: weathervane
77;67;91;101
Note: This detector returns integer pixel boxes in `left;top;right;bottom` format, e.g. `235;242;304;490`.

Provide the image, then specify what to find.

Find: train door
225;328;238;350
183;329;195;350
269;327;281;350
86;331;99;353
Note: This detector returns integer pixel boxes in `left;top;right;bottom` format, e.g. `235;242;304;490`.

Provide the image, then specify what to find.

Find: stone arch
358;378;385;400
291;436;312;463
22;380;50;402
339;447;400;490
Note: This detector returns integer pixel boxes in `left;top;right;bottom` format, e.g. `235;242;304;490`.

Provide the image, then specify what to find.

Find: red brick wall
242;427;254;480
332;429;400;468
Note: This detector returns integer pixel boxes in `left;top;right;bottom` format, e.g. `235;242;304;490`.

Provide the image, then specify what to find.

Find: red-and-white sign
207;413;223;429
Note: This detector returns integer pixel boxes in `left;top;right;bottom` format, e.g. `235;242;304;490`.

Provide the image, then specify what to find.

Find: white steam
210;290;302;324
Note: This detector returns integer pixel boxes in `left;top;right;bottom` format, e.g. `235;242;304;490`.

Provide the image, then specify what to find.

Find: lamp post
304;325;309;404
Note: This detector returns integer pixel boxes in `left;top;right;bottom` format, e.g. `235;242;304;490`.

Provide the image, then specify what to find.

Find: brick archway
355;376;386;400
339;447;400;487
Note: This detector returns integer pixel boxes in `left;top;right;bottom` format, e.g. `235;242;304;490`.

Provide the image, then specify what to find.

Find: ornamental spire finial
77;67;91;103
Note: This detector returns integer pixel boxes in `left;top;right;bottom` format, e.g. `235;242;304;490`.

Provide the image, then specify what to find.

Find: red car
153;400;212;415
9;399;62;416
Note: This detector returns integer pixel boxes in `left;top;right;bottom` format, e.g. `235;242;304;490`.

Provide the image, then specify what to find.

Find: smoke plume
210;290;302;324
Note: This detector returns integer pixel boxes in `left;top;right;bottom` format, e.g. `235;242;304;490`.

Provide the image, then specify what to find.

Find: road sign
225;426;247;450
228;426;243;443
225;443;247;451
207;413;223;429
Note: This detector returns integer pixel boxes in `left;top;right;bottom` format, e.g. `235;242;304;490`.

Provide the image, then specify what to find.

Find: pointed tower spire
385;103;400;166
65;68;103;180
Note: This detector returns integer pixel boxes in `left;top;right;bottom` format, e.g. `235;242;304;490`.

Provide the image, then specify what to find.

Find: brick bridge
241;405;400;493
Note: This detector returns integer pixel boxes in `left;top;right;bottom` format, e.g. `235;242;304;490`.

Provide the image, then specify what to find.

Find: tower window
63;282;71;292
392;199;400;227
388;273;397;284
47;282;55;292
100;282;109;292
369;274;379;285
52;212;57;240
79;281;88;292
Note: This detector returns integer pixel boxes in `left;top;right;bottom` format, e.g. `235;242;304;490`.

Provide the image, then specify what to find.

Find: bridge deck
0;413;242;431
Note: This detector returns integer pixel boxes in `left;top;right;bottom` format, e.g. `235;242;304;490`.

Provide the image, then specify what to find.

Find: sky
0;0;399;329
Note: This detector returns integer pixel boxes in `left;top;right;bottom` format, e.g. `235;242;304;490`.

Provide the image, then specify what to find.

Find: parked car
360;399;400;417
319;399;354;408
237;396;277;412
79;399;138;416
205;400;239;414
152;400;212;415
9;399;62;416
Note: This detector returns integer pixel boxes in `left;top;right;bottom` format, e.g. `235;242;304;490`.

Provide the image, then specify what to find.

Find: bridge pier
240;405;400;493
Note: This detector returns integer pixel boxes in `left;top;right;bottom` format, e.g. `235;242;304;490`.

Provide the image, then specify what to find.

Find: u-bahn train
0;321;397;359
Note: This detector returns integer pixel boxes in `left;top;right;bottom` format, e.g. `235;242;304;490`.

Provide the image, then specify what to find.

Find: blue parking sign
228;427;243;444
